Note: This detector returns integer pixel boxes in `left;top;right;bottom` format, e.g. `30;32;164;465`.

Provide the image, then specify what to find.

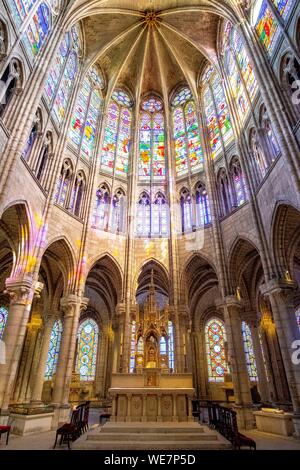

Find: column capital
4;277;44;304
115;303;126;316
60;295;89;316
260;279;297;299
215;295;244;312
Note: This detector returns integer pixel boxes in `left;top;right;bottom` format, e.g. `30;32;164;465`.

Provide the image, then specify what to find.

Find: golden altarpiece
109;276;195;422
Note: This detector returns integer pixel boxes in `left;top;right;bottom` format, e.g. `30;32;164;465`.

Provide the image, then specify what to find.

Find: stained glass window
203;84;221;160
242;321;258;381
44;32;70;104
205;318;228;382
0;306;8;339
172;87;203;176
77;318;99;381
92;187;110;230
272;0;295;18
8;0;37;28
139;97;165;181
136;192;151;237
231;159;247;207
295;307;300;332
152;193;168;237
69;67;103;159
168;321;174;371
44;319;62;379
160;336;167;355
180;188;192;233
202;68;233;160
196;184;211;226
130;321;136;373
52;51;78;126
252;0;281;54
23;3;51;58
222;23;257;120
44;24;80;126
111;190;126;233
101;90;132;177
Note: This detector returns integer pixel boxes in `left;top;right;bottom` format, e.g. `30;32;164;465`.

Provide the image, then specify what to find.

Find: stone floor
1;409;300;450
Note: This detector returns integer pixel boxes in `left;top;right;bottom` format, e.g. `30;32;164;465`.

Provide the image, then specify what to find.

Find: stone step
87;432;218;442
73;423;231;450
98;423;206;434
78;440;231;450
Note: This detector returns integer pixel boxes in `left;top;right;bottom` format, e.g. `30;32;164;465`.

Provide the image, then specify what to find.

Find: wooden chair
77;401;90;435
0;425;11;445
230;410;256;450
53;408;80;449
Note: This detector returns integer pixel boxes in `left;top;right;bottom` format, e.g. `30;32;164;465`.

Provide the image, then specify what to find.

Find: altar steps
74;422;231;450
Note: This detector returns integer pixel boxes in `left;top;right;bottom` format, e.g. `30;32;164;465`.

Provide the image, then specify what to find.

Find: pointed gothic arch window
222;22;257;121
202;66;233;160
55;159;73;207
111;188;126;233
250;128;269;181
44;319;63;379
218;168;231;216
70;171;85;217
180;188;193;233
36;131;52;182
0;20;8;57
92;184;110;230
0;58;22;118
139;96;165;181
241;321;258;381
44;24;81;127
168;320;174;371
76;318;99;381
280;53;300;120
8;1;52;59
152;192;168;237
172;87;203;177
195;183;211;227
260;105;281;161
230;158;248;207
252;0;295;54
0;306;8;339
101;90;133;177
130;320;136;373
205;318;228;382
22;109;42;161
69;66;103;159
136;192;151;237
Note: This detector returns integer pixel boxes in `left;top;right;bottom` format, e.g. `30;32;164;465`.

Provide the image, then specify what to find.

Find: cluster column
261;280;300;436
0;277;43;419
218;296;254;429
51;295;88;425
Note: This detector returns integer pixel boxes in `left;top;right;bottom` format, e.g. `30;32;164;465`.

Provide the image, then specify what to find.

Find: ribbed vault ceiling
70;0;238;100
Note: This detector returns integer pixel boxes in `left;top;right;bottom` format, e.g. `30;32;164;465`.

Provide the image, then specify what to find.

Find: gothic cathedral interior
0;0;300;451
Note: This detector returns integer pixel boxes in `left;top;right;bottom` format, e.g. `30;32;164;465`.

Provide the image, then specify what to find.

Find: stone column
0;277;43;417
51;295;88;425
19;318;42;403
249;321;270;402
261;280;300;436
218;296;254;429
30;316;56;403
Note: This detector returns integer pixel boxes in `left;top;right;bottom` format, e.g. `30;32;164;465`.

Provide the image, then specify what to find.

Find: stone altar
109;370;195;423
